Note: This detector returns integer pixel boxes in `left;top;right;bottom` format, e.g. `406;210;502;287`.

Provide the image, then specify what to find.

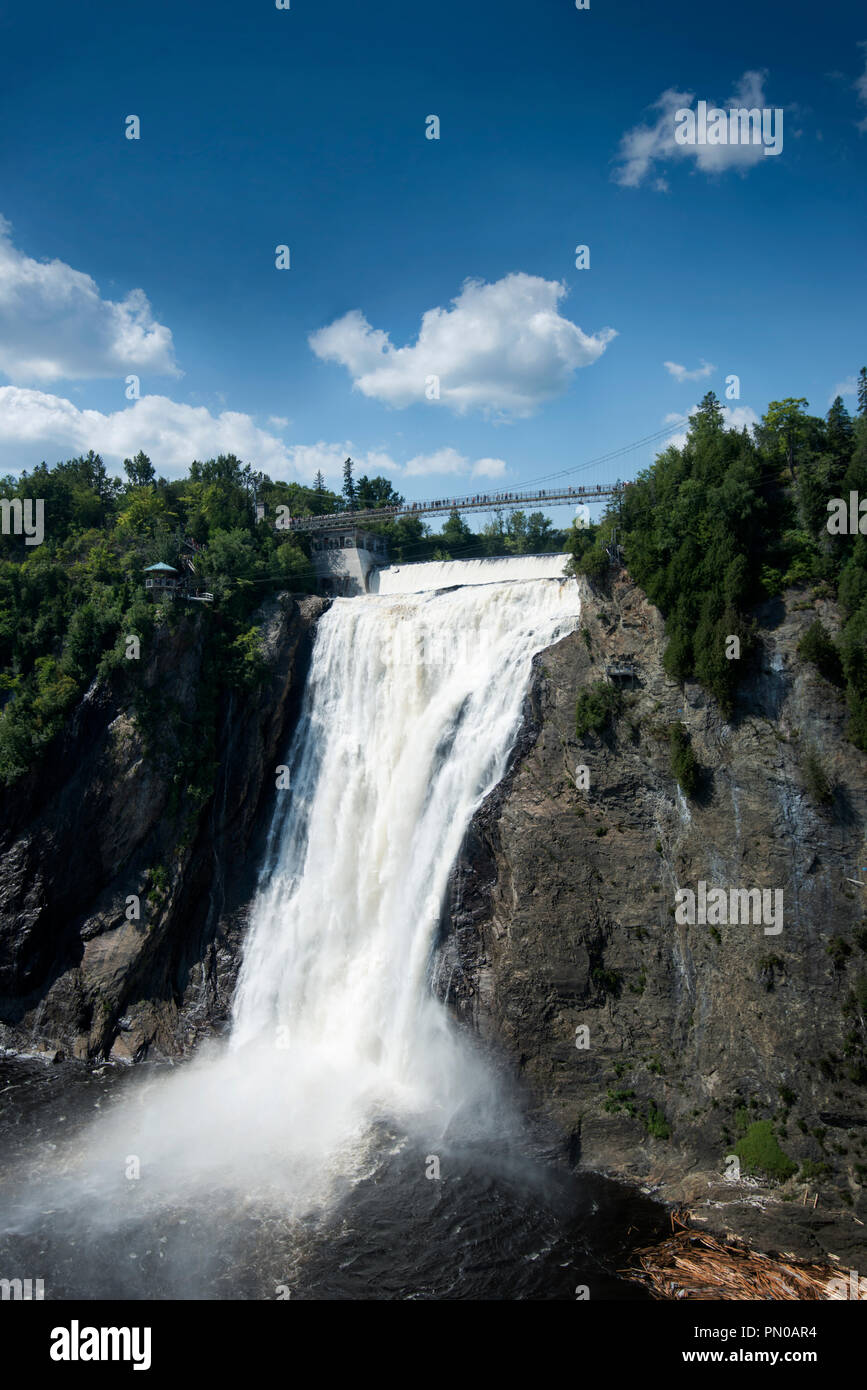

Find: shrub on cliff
797;619;843;686
669;722;700;798
644;1101;671;1140
799;743;833;806
734;1120;797;1181
575;680;619;738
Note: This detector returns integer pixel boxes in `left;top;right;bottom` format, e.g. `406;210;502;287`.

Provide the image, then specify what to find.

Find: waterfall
13;575;582;1221
370;553;569;595
229;576;582;1139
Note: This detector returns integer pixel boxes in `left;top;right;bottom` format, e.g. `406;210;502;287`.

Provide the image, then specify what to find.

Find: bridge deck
280;482;624;532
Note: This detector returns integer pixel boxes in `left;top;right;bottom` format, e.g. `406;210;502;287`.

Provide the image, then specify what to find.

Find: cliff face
0;593;328;1063
4;568;866;1262
438;572;867;1263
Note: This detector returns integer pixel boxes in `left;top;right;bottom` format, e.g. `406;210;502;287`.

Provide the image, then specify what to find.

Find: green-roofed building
143;561;182;600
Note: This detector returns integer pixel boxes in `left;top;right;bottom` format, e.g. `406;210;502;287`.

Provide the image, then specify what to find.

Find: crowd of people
401;482;617;513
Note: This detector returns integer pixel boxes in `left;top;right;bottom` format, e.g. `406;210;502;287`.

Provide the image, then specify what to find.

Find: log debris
622;1210;846;1300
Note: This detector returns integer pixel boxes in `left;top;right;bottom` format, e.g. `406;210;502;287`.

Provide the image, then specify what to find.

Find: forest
2;370;866;784
0;450;565;783
568;370;867;750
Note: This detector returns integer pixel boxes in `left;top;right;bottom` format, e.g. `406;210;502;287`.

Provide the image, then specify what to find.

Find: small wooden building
143;562;182;599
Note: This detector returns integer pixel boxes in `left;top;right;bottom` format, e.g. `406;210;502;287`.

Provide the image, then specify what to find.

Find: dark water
0;1055;665;1300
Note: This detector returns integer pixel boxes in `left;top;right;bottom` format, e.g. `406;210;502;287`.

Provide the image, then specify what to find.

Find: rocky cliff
3;566;865;1266
438;571;867;1265
0;592;328;1063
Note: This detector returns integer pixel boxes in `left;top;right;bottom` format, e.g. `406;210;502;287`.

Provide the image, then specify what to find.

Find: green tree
506;510;529;554
692;390;725;436
441;508;473;551
355;474;403;511
758;398;812;474
669;722;700;797
826;397;855;468
342;456;356;510
526;511;555;552
798;619;843;686
123;451;156;487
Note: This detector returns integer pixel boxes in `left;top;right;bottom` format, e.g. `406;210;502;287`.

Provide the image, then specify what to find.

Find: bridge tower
310;526;389;596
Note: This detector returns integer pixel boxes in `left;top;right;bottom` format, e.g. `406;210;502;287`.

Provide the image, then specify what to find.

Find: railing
279;481;625;533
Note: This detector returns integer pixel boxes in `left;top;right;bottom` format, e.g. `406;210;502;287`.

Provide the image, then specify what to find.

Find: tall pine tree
826;396;855;472
342;456;356;510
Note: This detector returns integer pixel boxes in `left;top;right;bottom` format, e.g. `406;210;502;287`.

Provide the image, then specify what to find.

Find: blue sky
0;0;864;524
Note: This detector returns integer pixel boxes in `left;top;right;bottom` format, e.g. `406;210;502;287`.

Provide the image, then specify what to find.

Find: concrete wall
311;530;389;596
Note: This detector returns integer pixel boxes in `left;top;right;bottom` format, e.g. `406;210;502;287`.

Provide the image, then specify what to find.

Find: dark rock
436;571;867;1264
0;592;329;1062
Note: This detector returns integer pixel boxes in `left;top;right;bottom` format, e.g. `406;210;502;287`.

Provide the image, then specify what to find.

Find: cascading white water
230;576;581;1117
370;552;569;595
20;572;582;1220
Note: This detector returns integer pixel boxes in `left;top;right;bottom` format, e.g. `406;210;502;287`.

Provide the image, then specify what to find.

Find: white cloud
401;447;509;479
267;415;290;428
404;447;468;477
472;456;507;478
613;71;781;189
724;405;760;432
0;388;292;475
309;273;616;418
0;215;179;383
830;376;858;402
0;386;510;485
664;358;717;383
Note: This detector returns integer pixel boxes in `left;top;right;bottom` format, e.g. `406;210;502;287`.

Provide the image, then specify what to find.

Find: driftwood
622;1210;845;1300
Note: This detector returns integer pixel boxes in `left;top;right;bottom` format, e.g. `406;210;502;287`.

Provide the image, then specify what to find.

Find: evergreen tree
758;398;810;472
314;470;325;496
342;456;356;510
693;390;725;432
826;396;855;474
858;367;867;418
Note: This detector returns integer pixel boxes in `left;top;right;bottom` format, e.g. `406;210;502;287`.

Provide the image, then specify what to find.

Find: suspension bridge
278;479;626;533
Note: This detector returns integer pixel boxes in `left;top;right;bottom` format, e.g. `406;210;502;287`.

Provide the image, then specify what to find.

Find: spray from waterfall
2;574;583;1226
